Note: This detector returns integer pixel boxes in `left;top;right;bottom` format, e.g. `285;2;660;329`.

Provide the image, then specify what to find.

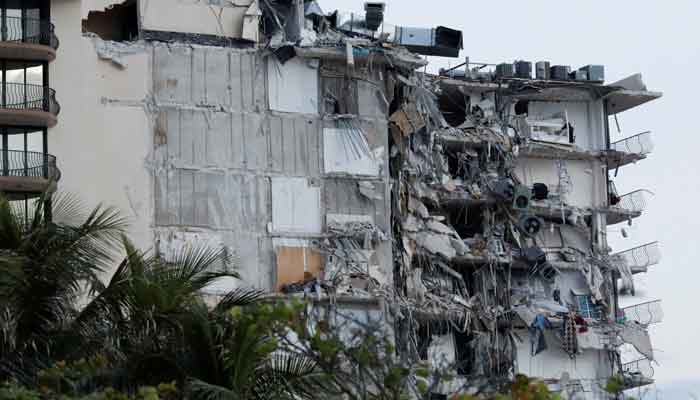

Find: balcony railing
611;131;654;157
0;82;60;115
623;300;663;326
613;242;661;274
1;16;59;49
622;358;654;388
612;190;650;214
0;150;59;181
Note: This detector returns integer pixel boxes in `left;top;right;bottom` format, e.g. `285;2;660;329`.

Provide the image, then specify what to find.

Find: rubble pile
254;0;662;396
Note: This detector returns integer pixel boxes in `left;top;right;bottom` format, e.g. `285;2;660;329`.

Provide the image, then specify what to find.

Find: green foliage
0;380;178;400
605;375;625;394
0;382;41;400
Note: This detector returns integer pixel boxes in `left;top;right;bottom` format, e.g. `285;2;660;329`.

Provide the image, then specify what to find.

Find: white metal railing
612;190;650;214
613;242;661;271
611;131;654;156
622;357;654;381
623;300;663;325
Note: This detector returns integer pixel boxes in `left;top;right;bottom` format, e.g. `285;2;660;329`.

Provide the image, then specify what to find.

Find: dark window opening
437;85;468;127
82;0;138;41
454;330;475;376
447;204;484;239
515;100;529;115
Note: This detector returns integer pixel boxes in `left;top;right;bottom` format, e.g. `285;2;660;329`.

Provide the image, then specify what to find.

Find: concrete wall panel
140;0;255;39
271;177;322;234
268;57;319;115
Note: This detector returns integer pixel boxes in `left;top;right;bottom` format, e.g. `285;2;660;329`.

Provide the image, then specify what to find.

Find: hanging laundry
530;314;551;356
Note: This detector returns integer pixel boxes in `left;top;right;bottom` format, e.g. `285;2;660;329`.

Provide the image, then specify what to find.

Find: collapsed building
0;0;664;398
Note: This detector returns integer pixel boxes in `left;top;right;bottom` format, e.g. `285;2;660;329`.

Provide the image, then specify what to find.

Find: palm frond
213;288;267;314
252;352;327;400
188;379;239;400
0;196;22;249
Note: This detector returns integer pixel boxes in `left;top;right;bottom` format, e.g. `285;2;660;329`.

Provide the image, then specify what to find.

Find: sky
321;0;699;395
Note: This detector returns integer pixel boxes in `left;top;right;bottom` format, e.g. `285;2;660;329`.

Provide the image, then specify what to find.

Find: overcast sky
322;0;699;393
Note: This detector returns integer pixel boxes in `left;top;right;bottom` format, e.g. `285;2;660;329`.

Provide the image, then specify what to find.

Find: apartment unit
0;1;663;398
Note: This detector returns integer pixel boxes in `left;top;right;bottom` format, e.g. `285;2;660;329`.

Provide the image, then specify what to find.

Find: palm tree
0;193;323;399
73;238;323;399
0;193;127;382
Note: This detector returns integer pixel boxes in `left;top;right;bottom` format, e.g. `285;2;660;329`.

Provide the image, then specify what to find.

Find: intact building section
0;0;60;216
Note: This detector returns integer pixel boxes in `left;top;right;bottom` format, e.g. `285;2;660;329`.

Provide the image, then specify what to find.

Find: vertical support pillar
0;0;6;42
42;128;48;178
1;131;7;176
22;130;27;176
42;61;49;111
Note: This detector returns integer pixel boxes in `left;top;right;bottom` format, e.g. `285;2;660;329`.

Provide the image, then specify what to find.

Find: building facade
0;1;663;398
0;0;59;217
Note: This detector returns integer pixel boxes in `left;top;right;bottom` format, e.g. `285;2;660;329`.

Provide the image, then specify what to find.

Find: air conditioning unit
513;185;531;210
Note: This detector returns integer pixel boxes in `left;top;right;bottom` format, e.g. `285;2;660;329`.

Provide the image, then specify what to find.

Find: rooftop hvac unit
569;70;588;81
550;65;571;81
536;61;550;80
495;63;514;79
579;65;605;83
514;60;532;79
394;26;463;57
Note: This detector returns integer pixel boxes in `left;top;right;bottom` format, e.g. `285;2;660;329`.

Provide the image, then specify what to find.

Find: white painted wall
139;0;255;38
515;329;613;381
528;100;606;151
51;0;154;261
516;157;606;209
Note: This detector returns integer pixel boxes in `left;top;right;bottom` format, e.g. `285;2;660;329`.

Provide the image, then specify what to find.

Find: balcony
623;300;663;326
0;83;59;127
613;242;661;275
607;189;650;225
0;16;59;61
607;131;654;168
0;149;59;198
621;358;655;390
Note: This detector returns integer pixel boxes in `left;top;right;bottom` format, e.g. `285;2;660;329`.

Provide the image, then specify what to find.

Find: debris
273;45;296;64
414;232;457;260
389;102;426;136
358;181;382;201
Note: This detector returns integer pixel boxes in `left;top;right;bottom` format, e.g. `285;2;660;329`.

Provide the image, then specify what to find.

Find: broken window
275;245;323;293
437;84;467;127
321;70;358;115
82;0;139;41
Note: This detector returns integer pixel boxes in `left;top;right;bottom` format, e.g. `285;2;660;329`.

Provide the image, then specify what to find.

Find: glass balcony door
0;60;46;110
0;0;49;45
0;127;47;178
